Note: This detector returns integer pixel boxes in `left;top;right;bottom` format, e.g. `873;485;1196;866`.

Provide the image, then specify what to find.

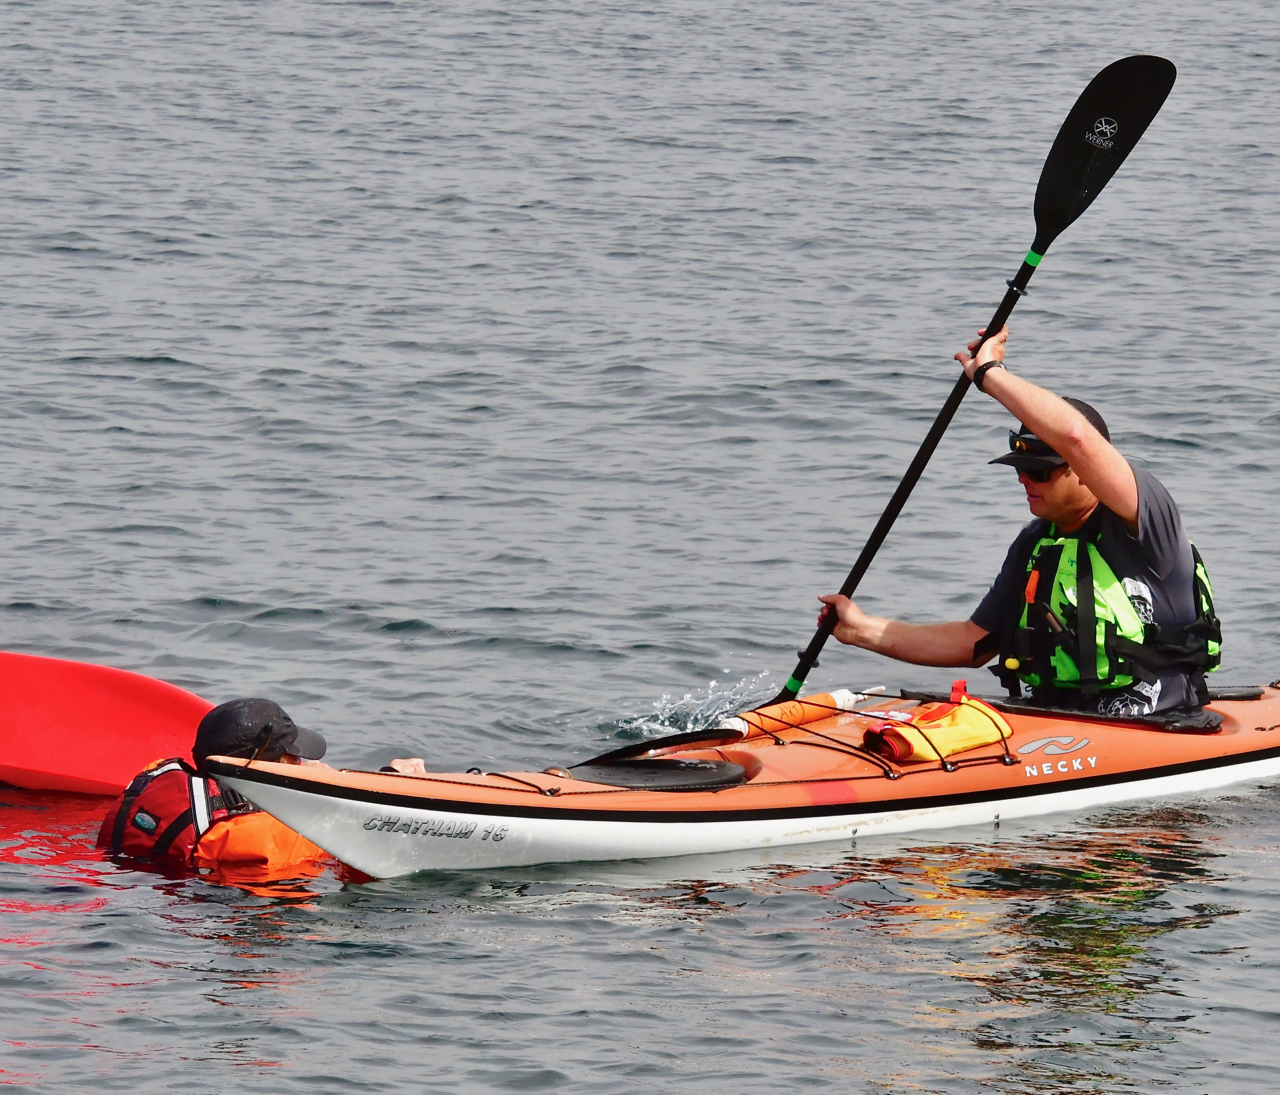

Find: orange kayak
208;683;1280;878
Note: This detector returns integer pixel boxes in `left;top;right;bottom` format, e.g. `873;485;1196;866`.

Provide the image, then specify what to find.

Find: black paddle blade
1031;55;1176;255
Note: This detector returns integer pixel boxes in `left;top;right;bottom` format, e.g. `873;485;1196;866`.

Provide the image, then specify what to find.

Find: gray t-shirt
971;463;1198;713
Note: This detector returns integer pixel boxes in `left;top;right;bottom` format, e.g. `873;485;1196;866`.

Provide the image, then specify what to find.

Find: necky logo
1017;735;1090;756
1086;117;1118;149
1018;736;1097;779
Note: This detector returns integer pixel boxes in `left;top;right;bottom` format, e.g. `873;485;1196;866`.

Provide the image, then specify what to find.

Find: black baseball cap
193;698;327;770
989;397;1110;472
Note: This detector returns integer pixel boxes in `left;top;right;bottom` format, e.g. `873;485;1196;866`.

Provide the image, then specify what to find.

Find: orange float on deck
738;691;861;738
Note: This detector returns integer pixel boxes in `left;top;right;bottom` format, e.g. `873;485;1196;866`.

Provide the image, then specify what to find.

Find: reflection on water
960;813;1224;1006
0;788;109;871
394;803;1232;1093
0;785;1264;1092
0;785;353;905
770;805;1232;1093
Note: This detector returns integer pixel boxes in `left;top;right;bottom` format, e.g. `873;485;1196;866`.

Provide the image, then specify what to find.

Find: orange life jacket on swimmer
97;757;327;876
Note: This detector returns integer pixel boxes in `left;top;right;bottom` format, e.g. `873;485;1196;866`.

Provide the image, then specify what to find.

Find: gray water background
2;0;1279;1090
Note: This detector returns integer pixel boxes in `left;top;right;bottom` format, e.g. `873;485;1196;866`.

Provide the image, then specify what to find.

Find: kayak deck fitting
208;682;1280;879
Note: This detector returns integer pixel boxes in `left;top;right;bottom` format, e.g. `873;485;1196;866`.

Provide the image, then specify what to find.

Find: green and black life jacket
995;527;1221;706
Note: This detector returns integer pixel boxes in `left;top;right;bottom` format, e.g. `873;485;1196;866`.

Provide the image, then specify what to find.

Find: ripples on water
6;786;1279;1092
3;0;1279;1090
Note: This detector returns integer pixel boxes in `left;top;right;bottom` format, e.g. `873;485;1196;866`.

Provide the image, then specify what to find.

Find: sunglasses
1021;466;1060;484
1008;430;1057;457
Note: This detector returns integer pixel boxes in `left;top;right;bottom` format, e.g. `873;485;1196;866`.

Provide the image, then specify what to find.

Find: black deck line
206;743;1280;825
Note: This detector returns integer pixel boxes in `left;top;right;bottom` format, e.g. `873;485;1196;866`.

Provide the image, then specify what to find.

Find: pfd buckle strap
109;763;184;855
1114;635;1213;672
1076;541;1099;696
150;808;195;860
111;776;152;855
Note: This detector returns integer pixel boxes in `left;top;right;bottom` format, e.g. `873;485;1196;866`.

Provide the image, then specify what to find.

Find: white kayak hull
219;750;1280;878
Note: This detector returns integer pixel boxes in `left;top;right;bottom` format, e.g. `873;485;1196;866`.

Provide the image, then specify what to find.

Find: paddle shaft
761;56;1176;707
769;257;1039;705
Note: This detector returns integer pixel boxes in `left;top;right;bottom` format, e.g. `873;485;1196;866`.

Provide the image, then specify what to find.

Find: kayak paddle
768;54;1177;705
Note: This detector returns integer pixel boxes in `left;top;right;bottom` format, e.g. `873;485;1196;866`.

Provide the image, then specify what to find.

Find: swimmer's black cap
193;698;327;771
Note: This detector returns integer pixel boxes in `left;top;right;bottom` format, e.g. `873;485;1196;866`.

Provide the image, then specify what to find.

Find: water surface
2;0;1279;1090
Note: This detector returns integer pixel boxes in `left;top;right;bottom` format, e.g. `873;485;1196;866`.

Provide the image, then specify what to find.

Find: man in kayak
819;326;1219;717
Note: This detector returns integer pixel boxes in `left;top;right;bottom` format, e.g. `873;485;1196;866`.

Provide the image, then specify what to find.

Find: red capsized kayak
0;651;212;795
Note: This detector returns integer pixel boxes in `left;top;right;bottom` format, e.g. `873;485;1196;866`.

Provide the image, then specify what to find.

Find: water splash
602;672;775;744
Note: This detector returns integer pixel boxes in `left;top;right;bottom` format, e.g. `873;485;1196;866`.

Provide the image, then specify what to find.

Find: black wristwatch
972;361;1005;392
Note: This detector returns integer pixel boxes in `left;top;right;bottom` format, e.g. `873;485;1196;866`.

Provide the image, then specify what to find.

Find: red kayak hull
0;651;212;795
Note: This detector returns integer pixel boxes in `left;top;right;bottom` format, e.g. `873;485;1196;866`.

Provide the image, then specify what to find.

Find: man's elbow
1056;421;1092;462
966;625;997;669
1063;414;1121;466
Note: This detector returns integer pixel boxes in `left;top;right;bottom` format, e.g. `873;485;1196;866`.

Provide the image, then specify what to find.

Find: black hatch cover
570;758;748;792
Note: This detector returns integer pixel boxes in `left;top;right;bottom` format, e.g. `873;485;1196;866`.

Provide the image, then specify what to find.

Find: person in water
819;325;1219;717
99;697;333;875
99;697;429;876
